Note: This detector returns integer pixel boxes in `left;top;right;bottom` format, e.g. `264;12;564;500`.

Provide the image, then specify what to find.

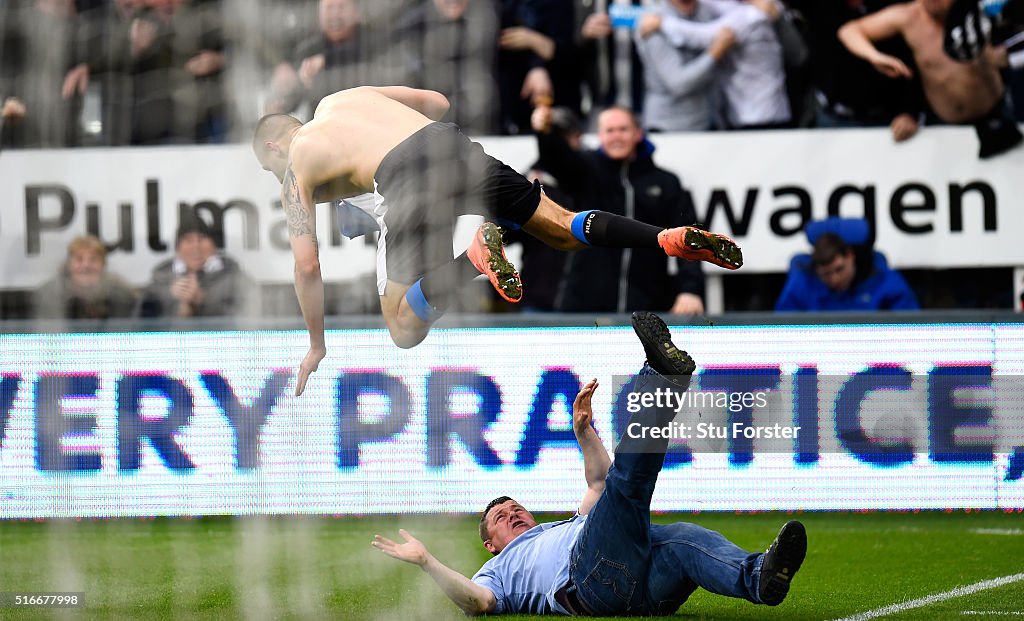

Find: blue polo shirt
471;514;588;615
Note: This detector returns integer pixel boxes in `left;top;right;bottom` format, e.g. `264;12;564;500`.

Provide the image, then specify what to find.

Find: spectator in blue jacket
775;218;919;311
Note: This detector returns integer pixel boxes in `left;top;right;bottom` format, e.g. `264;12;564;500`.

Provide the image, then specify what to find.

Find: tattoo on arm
283;166;314;240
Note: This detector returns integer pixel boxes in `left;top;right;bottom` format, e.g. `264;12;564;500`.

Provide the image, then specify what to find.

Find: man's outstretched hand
372;529;430;567
573;378;599;435
373;528;497;615
295;346;326;396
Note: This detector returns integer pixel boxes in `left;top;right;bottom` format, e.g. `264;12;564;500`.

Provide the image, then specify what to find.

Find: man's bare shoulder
284;129;324;178
287;121;358;188
856;1;915;27
288;127;314;157
887;2;918;28
851;1;915;39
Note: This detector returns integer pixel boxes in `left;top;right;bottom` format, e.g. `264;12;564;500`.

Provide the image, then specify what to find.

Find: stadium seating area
3;6;1024;618
1;0;1022;318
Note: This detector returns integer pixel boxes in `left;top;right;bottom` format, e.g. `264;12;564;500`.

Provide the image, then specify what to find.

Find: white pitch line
831;573;1024;621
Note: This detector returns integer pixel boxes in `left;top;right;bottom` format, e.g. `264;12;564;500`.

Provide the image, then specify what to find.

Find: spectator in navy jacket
533;104;706;315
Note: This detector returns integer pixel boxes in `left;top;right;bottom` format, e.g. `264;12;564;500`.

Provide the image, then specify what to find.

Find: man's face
483;500;538;554
597;109;643;161
320;0;360;42
67;248;105;288
815;250;856;293
177;232;216;273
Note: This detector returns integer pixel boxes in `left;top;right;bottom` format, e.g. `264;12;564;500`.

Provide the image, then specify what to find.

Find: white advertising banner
0;126;1021;288
482;127;1024;273
0;323;1021;517
0;146;376;288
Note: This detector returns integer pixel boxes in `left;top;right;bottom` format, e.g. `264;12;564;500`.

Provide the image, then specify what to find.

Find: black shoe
759;520;807;606
630;312;696;377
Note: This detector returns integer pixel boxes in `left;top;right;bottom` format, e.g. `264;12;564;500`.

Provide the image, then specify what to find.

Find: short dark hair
811;232;852;267
175;211;214;246
252;113;301;155
479;495;514;543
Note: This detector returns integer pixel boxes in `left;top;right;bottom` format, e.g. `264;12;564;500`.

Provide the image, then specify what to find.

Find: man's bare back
292;87;439;201
898;1;1002;122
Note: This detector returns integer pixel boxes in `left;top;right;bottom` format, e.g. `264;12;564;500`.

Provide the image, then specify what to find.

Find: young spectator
775;218;919;311
139;214;257;318
32;235;138;320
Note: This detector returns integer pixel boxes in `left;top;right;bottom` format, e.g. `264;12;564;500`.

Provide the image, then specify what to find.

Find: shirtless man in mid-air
252;86;743;394
839;0;1022;158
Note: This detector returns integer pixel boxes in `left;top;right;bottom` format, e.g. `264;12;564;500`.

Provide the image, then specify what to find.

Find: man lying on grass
372;312;807;616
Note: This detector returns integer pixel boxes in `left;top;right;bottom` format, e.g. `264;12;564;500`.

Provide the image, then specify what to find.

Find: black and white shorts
371;122;541;294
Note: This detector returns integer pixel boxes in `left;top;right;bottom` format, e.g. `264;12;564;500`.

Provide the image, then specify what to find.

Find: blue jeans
568;364;765;616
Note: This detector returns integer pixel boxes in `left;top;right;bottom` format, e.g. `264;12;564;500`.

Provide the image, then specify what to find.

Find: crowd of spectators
2;0;1021;319
1;0;229;147
2;0;1021;149
24;214;258;322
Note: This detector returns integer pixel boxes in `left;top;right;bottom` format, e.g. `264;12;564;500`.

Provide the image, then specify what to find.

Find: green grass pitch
1;511;1022;620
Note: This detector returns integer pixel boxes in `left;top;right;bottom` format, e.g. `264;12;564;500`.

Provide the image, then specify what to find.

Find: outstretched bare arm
372;529;497;616
574;378;611;515
282;160;326;396
838;5;914;79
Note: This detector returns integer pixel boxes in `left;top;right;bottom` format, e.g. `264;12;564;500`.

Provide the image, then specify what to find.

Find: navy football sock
569;210;662;248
